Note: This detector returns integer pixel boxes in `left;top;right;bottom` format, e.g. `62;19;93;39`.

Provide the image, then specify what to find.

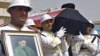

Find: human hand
73;32;84;41
56;27;66;38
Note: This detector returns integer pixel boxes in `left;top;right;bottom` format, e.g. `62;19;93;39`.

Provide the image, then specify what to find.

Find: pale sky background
30;0;100;21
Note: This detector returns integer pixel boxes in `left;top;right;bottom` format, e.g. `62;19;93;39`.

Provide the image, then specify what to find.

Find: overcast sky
30;0;100;21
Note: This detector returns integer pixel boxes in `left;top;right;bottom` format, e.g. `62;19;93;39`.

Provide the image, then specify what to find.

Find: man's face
42;19;53;31
19;40;27;47
86;26;93;34
10;6;30;27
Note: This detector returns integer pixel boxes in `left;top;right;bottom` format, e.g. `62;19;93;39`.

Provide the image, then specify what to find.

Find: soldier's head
40;14;53;31
86;20;94;34
7;0;32;28
82;20;94;35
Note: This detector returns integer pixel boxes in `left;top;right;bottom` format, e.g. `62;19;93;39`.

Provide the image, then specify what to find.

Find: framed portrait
1;30;43;56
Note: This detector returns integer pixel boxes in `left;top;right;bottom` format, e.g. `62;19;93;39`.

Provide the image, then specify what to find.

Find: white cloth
40;31;69;56
41;31;61;56
72;35;99;56
66;34;100;56
0;24;33;32
78;35;99;56
21;25;34;31
73;32;84;41
61;38;69;56
66;34;82;56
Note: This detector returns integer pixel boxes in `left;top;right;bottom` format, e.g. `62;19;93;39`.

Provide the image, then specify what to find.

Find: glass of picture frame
1;30;43;56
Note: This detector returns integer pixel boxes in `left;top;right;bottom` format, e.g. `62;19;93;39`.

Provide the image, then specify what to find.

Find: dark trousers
68;45;73;56
0;41;5;56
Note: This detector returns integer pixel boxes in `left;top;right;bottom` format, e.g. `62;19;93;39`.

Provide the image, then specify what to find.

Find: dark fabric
52;8;90;35
0;43;2;56
0;40;5;56
68;45;73;56
91;36;96;43
61;3;75;9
